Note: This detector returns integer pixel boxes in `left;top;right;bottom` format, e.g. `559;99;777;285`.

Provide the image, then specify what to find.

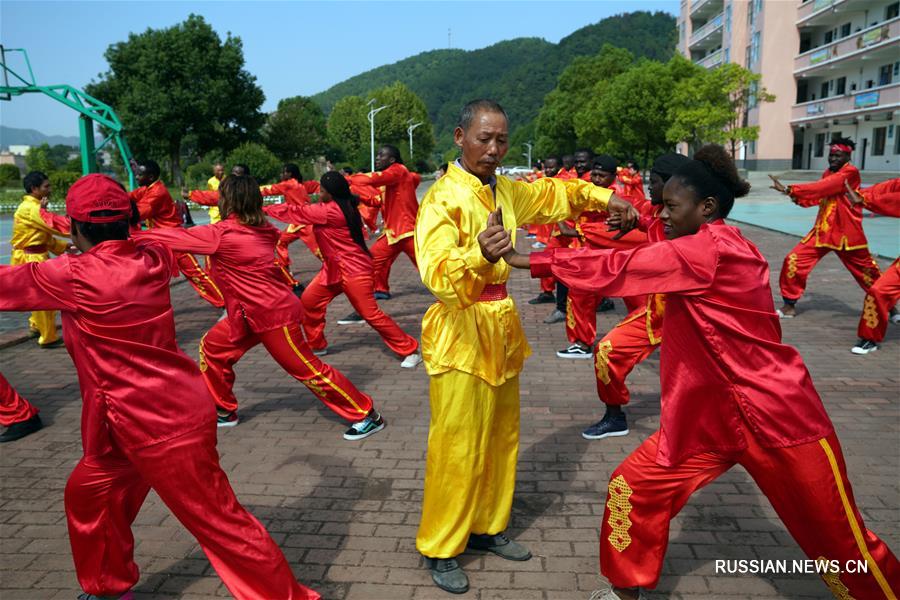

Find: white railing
690;11;724;46
697;49;724;68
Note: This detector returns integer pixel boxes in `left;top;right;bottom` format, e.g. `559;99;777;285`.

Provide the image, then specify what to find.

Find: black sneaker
427;557;468;594
582;412;629;440
39;338;64;348
557;342;592;359
543;309;567;324
597;298;615;312
0;414;43;443
217;411;239;428
337;312;365;325
851;339;879;355
292;283;305;298
344;412;385;440
374;291;392;300
528;291;556;305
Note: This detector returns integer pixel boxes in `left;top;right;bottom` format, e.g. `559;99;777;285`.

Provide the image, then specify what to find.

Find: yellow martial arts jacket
206;176;222;224
11;195;68;265
415;162;611;386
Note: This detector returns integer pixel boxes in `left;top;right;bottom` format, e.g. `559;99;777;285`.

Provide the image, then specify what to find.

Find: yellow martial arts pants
12;251;59;346
416;370;520;559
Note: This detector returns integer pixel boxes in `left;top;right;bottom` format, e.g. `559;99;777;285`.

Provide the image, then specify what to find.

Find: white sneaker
312;347;328;357
589;584;644;600
531;241;547;249
217;310;228;322
891;312;900;324
851;339;879;355
401;353;422;368
775;309;794;319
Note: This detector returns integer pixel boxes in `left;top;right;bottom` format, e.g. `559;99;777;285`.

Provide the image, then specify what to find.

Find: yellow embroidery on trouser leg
787;253;798;279
862;295;879;330
816;556;855;600
606;474;633;552
595;340;613;385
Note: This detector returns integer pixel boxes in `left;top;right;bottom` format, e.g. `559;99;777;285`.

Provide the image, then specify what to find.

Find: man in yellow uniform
206;162;225;224
414;99;634;594
10;171;69;347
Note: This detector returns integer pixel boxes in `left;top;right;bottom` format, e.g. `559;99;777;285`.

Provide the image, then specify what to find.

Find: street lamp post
407;120;422;162
523;141;533;169
367;99;389;171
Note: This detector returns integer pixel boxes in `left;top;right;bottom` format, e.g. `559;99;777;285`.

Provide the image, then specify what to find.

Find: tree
86;14;265;185
225;142;281;184
534;45;634;156
0;164;21;186
25;144;54;173
667;61;774;156
263;96;328;163
327;96;369;168
365;82;435;165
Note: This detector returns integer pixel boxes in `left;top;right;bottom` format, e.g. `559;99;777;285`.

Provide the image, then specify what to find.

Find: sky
0;0;677;138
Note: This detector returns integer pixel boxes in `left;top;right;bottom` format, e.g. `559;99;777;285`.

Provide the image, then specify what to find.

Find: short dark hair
232;163;251;176
458;99;508;130
380;144;403;165
671;144;750;218
72;210;131;245
575;148;594;158
283;163;302;181
23;171;49;194
140;160;161;179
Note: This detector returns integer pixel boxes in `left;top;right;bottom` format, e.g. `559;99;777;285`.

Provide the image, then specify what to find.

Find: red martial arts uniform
266;202;418;357
0;372;39;427
532;220;900;596
779;163;881;301
565;181;648;346
260;178;321;267
856;178;900;343
0;238;317;599
137;216;374;421
350;163;421;294
593;207;665;407
615;167;647;204
132;180;224;308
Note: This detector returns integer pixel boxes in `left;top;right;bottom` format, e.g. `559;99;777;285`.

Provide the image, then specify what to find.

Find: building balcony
689;11;724;50
690;0;723;20
791;81;900;124
794;17;899;76
797;0;887;27
696;49;724;69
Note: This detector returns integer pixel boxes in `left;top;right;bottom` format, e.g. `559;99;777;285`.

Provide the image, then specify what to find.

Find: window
873;127;886;156
725;47;731;62
878;64;893;86
894;126;900;155
725;5;732;34
887;2;899;20
749;81;759;108
750;32;761;67
820;81;830;99
836;76;846;95
866;79;875;89
815;133;826;157
840;22;851;38
824;29;834;44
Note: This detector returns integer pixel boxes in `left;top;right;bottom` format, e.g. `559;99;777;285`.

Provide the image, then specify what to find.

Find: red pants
371;235;418;294
276;225;321;270
176;252;225;308
65;425;318;599
600;430;900;596
593;311;659;406
199;319;373;421
540;235;573;294
858;258;900;342
360;204;380;233
566;293;645;345
0;372;38;427
780;239;881;302
301;271;418;357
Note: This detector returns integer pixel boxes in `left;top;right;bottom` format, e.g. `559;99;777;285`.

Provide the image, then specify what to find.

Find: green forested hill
312;11;675;152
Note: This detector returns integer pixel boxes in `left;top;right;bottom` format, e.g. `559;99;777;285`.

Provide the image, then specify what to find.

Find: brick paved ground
1;221;897;600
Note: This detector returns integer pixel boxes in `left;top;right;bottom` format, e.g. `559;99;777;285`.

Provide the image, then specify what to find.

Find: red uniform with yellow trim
10;195;69;345
0;220;318;600
260;178;322;267
136;217;374;422
132;180;225;308
265;202;418;357
532;220;900;597
779;162;881;301
349;163;421;294
856;178;900;343
615;166;647;204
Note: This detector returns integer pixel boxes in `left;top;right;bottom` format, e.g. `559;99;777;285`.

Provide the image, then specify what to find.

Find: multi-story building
678;0;900;172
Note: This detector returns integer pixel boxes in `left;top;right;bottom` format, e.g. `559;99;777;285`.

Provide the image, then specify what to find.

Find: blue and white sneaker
217;411;239;428
582;412;629;440
343;412;385;441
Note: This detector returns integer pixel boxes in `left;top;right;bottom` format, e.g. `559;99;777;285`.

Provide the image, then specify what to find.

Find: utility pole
523;141;533;169
367;99;388;172
407;119;423;161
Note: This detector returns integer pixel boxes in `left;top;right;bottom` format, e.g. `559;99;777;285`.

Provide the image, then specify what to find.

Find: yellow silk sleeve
505;177;612;225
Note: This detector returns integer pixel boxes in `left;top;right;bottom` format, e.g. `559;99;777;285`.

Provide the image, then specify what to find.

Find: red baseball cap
66;174;132;223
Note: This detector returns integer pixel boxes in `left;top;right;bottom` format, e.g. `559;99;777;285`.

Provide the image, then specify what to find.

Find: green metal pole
79;114;97;175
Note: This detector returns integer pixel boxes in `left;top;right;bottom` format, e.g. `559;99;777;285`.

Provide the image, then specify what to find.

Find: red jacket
532;220;834;466
790;163;865;250
261;179;311;207
136;217;301;340
350;163;420;244
861;177;900;217
0;239;214;457
265;202;373;286
131;180;181;229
